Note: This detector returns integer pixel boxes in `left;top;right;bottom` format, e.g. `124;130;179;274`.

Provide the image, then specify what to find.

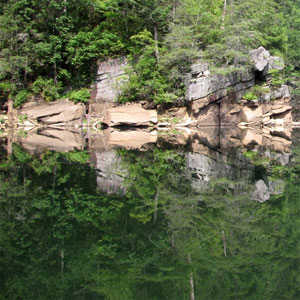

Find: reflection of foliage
118;148;186;223
1;146;300;299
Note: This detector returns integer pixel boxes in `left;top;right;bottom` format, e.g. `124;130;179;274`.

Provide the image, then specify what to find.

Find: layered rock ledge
2;47;293;130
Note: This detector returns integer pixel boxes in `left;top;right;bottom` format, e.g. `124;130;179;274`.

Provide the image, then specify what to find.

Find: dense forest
1;0;300;107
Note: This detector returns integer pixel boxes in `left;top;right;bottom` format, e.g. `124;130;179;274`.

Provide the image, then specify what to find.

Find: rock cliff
186;47;291;128
94;57;128;102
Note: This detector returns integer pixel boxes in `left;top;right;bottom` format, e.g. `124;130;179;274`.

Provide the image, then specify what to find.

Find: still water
1;126;300;300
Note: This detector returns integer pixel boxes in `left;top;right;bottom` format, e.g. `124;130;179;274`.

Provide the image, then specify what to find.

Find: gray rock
268;179;285;195
250;46;284;75
251;179;270;202
186;67;254;102
95;57;128;102
270;85;290;100
263;56;285;75
250;46;271;71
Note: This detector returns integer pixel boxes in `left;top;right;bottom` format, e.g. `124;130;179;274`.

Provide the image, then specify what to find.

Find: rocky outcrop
251;179;284;202
185;47;292;128
20;100;85;127
250;46;284;75
220;90;292;128
103;104;157;127
94;57;128;102
186;64;254;104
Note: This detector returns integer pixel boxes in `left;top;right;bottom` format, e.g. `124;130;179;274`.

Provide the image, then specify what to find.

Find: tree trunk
221;0;227;29
172;0;177;20
188;254;195;300
221;230;227;257
153;189;159;224
153;25;160;61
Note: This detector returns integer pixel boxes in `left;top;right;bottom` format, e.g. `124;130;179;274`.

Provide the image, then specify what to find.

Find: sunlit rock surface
19;100;85;127
103;104;157;127
94;57;128;102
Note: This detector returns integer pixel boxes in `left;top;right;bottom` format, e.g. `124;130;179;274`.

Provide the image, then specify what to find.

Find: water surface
0;127;299;300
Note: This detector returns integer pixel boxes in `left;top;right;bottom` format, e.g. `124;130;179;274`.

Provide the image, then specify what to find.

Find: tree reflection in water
0;141;300;300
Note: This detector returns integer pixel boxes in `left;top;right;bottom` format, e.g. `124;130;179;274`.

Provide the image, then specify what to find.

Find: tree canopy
1;0;300;105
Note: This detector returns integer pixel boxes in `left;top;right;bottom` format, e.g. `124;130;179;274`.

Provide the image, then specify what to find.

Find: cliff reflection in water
1;127;300;299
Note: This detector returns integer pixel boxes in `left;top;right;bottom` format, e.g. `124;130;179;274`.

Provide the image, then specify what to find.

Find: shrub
67;88;90;103
242;91;257;101
32;77;60;101
0;82;15;102
269;69;285;87
14;90;31;108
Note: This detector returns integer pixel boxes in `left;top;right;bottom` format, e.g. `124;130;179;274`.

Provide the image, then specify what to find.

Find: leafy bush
13;89;31;108
242;84;270;101
32;77;60;101
242;91;257;101
119;30;174;105
269;69;285;87
0;82;15;102
67;88;90;103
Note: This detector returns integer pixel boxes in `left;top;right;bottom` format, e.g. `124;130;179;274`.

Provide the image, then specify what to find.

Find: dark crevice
254;70;266;82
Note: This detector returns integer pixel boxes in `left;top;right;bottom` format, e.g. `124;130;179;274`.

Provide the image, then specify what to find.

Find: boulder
90;102;115;117
251;180;270;202
250;47;271;71
21;100;84;126
103;104;157;127
105;129;157;149
250;46;284;74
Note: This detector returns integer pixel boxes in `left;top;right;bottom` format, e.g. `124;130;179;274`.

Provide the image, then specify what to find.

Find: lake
0;126;300;300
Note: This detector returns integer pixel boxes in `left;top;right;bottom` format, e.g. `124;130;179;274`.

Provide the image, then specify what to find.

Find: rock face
186;64;254;103
20;100;85;127
220;91;292;127
95;57;128;102
103;104;157;127
250;46;284;74
186;47;292;128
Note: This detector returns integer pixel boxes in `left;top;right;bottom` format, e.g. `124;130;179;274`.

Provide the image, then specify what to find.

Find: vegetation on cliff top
0;0;300;106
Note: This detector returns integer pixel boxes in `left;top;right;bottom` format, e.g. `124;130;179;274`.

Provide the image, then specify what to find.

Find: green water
1;134;300;300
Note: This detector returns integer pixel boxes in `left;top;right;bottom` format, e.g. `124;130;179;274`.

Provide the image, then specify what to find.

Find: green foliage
66;88;90;103
268;69;285;87
119;30;173;104
32;77;60;101
242;91;257;101
243;150;271;166
242;83;271;101
13;89;31;108
0;0;299;106
0;81;15;102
